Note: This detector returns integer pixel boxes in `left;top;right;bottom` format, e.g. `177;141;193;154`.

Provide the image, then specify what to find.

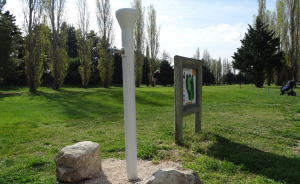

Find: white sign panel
183;68;196;106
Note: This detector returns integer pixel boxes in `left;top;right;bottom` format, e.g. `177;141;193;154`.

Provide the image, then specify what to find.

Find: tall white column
115;8;138;180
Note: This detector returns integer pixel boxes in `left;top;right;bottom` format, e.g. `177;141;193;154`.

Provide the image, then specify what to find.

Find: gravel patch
76;159;182;184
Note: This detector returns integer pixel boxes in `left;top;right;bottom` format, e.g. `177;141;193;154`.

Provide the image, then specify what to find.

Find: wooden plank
174;56;183;145
195;61;202;133
183;105;201;116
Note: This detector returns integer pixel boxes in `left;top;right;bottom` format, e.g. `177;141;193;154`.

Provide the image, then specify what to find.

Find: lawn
0;84;299;183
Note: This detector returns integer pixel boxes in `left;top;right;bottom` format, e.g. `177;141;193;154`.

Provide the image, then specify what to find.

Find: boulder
55;141;101;182
137;167;201;184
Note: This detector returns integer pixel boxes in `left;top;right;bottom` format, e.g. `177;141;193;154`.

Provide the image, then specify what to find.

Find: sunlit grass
0;84;299;183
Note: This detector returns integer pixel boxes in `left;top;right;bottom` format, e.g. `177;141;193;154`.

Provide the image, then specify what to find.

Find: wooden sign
174;55;203;145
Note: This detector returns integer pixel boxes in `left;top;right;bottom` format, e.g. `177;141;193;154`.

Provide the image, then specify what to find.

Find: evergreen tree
67;25;78;58
159;60;174;86
142;56;150;86
112;52;123;84
235;72;244;84
0;8;22;84
232;17;283;87
225;70;235;85
203;66;215;85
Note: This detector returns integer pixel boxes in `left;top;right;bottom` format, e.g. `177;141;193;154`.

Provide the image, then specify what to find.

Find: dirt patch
78;159;182;184
295;113;300;116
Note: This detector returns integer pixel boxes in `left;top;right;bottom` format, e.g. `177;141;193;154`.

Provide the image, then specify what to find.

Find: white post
116;8;138;180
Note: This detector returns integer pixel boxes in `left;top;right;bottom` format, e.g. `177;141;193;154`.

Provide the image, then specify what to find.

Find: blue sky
5;0;278;63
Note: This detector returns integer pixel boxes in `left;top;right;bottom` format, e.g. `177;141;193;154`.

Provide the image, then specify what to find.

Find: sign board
183;68;197;106
174;55;203;145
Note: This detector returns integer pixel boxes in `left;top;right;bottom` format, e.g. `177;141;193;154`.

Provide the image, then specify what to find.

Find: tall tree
146;4;160;84
67;25;78;58
202;49;211;69
76;0;92;89
132;0;145;87
142;45;150;86
0;3;22;84
284;0;300;80
232;17;283;87
264;0;300;84
44;0;68;90
257;0;267;20
193;47;200;60
216;57;222;85
96;0;114;88
24;24;50;90
21;0;46;91
211;59;217;82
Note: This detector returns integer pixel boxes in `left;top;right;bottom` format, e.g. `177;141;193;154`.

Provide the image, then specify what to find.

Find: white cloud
160;23;248;60
158;15;183;22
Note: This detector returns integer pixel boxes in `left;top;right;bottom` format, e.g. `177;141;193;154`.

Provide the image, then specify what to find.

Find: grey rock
137;167;201;184
55;141;101;182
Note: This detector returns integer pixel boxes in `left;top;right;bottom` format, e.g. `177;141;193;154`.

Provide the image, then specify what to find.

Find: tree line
0;0;173;91
232;0;300;87
3;0;291;90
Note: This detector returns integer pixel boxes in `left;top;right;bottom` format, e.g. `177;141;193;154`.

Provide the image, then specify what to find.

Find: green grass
0;84;299;183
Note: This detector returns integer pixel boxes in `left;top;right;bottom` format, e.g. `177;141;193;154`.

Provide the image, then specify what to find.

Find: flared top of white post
116;8;138;30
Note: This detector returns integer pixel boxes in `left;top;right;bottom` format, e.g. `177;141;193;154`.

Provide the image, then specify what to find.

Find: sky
4;0;278;63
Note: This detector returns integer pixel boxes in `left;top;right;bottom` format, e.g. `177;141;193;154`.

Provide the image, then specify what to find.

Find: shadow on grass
34;91;122;120
0;86;21;92
202;135;300;183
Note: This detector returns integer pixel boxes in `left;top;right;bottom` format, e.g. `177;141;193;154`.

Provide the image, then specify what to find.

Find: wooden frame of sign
174;55;203;145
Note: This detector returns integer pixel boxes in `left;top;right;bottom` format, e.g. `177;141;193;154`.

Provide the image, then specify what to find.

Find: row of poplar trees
192;47;234;85
256;0;300;85
0;0;161;92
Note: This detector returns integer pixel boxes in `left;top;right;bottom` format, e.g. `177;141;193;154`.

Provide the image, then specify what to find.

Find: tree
159;60;173;86
112;51;122;84
76;0;92;89
263;0;300;84
146;4;160;84
211;58;217;82
67;25;78;58
202;66;215;85
24;24;49;90
257;0;266;20
284;0;300;80
142;56;150;86
44;0;69;90
235;72;244;84
0;5;22;84
132;0;145;87
64;57;81;85
232;17;283;87
225;70;235;85
159;50;173;86
21;0;46;91
193;47;200;60
216;57;222;85
202;49;211;69
96;0;114;88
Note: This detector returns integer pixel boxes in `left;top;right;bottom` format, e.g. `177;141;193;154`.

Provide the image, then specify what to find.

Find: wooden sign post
174;55;203;145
